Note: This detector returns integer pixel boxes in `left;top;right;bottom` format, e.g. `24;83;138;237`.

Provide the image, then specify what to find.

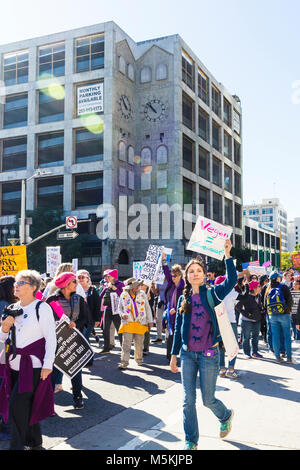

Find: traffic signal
88;213;97;235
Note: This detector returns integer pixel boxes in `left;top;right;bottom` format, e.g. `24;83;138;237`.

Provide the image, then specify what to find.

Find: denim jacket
171;257;237;356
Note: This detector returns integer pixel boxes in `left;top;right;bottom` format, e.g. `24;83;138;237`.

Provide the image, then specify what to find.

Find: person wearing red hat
99;269;124;354
236;280;264;359
47;272;90;409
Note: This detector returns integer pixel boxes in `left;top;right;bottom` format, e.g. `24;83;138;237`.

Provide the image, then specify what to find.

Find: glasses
14;281;32;287
171;273;179;278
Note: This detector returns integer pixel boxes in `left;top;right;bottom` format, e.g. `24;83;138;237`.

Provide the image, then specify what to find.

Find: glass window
39;88;64;123
2;137;27;172
223;98;231;127
75;128;103;163
3;93;28;128
234;171;241;197
183;178;195;213
37;177;63;209
245;226;251;243
1;181;21;215
182;135;195;172
37;132;64;167
140;66;152;83
224;131;232;159
212;121;220;151
198;108;209;142
39;43;65;77
199;146;209;180
211;84;221;117
224;165;232;192
3;51;29;86
182;92;195;130
234;140;241;166
212;157;221;186
74;173;103;208
224;198;233;225
199;186;210;218
235;203;242;228
75;34;104;73
213;192;222;223
198;69;209;105
252;229;258;245
156;63;168;81
182;50;194;90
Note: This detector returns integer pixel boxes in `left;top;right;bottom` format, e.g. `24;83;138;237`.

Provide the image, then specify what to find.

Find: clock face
143;99;167;122
118;95;132;120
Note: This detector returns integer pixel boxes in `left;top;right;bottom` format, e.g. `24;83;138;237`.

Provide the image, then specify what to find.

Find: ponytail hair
179;256;206;314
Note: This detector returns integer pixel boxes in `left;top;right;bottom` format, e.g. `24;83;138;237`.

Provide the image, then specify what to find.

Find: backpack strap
35;300;43;321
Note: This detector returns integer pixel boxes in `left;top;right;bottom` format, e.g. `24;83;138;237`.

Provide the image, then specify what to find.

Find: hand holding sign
224;239;232;259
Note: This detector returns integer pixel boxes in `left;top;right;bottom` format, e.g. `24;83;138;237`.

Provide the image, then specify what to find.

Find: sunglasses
78;276;88;280
171;273;179;278
14;281;32;287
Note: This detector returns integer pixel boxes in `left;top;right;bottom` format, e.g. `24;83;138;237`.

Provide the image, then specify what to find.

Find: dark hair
0;276;16;304
180;256;206;315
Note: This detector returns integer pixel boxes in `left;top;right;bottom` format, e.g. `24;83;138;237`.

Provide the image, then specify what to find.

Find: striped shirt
291;290;300;315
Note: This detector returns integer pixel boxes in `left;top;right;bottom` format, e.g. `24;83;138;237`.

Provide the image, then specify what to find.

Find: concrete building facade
287;217;300;252
0;21;243;277
244;217;281;269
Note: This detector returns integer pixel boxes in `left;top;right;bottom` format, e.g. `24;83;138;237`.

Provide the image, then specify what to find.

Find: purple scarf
0;337;54;425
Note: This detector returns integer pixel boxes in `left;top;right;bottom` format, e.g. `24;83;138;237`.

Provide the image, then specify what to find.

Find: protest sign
0;245;27;277
292;253;300;270
46;246;61;278
140;245;163;283
54;319;94;380
214;303;239;361
155;247;173;285
248;266;268;276
133;261;145;280
187;216;232;261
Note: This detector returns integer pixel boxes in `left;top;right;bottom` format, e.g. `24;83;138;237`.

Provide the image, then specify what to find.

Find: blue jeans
269;314;292;359
219;323;238;369
241;320;261;356
291;315;300;340
180;348;231;445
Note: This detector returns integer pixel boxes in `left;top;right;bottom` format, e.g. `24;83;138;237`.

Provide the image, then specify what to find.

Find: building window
3;51;29;86
252;229;258;245
234;140;241;166
75;34;104;73
74;172;103;209
224;198;233;225
213;192;222;223
75;128;103;163
183;178;195;213
182;50;194;90
223;98;231;127
224;131;232;159
211;84;221;117
156;145;168;164
199;186;210;218
212;157;221;187
38;89;64;123
233;109;241;134
235;234;242;248
265;234;270;246
36;177;63;209
156;63;168;81
38;43;65;77
37;132;64;167
235;203;242;228
198;69;209;105
1;181;21;216
140;66;152;83
234;171;241;197
259;231;264;246
224;165;232;192
245;226;251;243
182;92;195;130
198;108;209;142
141;147;151;166
118;56;126;74
1;137;27;172
199;146;210;180
127;63;135;81
182;135;195;172
3;93;28;128
212;121;220;151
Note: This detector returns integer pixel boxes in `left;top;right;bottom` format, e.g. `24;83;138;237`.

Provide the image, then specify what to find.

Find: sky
1;0;300;219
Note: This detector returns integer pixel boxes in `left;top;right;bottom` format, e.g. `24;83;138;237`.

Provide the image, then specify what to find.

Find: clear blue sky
1;0;299;218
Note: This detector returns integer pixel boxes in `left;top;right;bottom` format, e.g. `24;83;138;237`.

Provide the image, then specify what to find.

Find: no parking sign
66;216;78;230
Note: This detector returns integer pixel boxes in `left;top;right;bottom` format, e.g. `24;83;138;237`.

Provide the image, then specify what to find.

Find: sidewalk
51;341;300;451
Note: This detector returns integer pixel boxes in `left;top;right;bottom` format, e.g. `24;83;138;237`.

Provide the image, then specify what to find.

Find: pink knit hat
214;276;226;285
248;280;260;291
103;269;118;280
55;272;76;289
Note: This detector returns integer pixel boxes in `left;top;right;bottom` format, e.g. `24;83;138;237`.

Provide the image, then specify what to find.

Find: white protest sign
214;302;239;361
155;247;173;285
140;245;164;283
187;216;232;261
248;266;267;276
133;262;145;280
46;246;61;278
72;258;78;273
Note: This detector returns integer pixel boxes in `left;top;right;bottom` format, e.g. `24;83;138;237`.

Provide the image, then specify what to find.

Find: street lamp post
2;227;8;246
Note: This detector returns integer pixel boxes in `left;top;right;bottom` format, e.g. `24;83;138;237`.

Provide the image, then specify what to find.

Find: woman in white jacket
118;279;153;369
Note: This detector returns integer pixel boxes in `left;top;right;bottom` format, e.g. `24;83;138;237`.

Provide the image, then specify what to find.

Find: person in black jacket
236;280;264;359
47;272;89;409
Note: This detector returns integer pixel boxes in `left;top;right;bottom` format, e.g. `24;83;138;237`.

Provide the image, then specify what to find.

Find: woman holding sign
170;239;237;450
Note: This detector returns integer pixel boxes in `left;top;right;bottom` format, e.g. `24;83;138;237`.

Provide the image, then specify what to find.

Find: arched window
140;66;152;83
128;145;135;165
156;63;168;81
118;249;129;265
127;63;135;81
118;140;126;161
156;145;168;164
141;147;151;166
118;56;126;74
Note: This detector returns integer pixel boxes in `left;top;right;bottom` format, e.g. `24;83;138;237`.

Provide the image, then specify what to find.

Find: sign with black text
54;319;94;379
77;82;104;116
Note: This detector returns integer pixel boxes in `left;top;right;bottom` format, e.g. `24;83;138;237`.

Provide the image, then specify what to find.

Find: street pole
20;179;26;245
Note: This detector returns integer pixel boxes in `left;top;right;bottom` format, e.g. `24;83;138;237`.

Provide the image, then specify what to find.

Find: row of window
0;129;103;172
182;50;241;132
118;142;168;166
118;57;168;84
182;178;242;228
245;207;274;216
245;226;280;249
3;34;104;86
182;135;241;196
0;172;103;216
182;93;241;165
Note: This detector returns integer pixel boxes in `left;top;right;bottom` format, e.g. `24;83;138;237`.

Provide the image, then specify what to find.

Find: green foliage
281;252;293;271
